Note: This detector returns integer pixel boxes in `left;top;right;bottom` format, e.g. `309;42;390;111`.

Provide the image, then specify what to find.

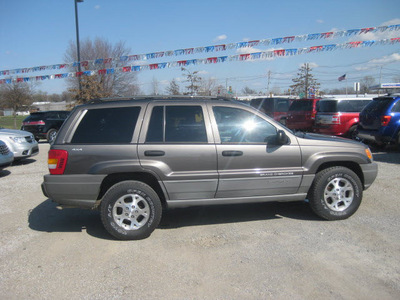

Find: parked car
21;111;70;143
0;140;14;170
42;96;377;240
250;97;293;124
0;127;39;161
286;98;320;131
357;93;400;148
313;97;372;138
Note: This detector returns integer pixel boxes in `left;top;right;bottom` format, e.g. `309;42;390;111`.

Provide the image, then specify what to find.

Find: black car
21;111;70;143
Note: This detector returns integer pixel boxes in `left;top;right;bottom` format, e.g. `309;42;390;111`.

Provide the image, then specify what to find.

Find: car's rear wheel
100;181;162;240
46;129;58;144
308;167;362;220
348;125;358;140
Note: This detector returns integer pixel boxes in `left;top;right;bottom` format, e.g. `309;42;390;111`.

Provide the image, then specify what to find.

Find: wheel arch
97;172;167;208
314;161;364;188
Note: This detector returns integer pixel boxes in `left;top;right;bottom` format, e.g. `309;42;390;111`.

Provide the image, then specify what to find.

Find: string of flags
1;37;399;85
1;24;399;77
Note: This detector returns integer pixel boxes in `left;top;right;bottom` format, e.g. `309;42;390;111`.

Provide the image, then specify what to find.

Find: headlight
9;136;25;143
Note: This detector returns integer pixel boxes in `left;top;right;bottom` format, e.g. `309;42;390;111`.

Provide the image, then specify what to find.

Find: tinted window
362;98;392;114
317;100;337;112
24;113;46;122
146;106;164;142
146;106;207;143
390;100;400;113
289;100;313;111
275;99;290;112
213;106;277;143
318;100;370;113
71;107;140;143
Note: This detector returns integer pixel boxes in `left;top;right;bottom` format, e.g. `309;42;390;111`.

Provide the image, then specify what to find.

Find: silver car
0;140;14;170
0;127;39;161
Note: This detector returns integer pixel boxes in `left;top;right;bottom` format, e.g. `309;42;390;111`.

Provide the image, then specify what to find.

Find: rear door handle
222;150;243;157
144;150;165;157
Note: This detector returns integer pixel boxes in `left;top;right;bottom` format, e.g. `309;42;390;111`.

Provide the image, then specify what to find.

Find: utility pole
74;0;84;93
267;70;271;96
305;63;309;98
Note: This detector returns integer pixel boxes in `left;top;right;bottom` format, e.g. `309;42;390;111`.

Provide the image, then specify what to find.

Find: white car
0;140;14;170
0;127;39;161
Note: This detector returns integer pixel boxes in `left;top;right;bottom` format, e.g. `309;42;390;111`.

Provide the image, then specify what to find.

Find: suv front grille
0;144;10;155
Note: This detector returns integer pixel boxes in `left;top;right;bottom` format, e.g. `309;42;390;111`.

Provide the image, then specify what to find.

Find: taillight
331;115;341;124
48;149;68;175
381;115;391;126
23;120;45;125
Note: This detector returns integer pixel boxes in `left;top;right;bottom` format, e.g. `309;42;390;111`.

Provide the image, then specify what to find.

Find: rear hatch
288;100;315;122
22;112;46;132
359;97;393;130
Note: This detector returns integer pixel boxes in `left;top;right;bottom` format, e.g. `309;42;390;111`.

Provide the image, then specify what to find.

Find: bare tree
64;37;140;100
165;79;180;95
242;86;257;95
360;76;376;93
70;75;112;104
290;63;320;98
0;81;33;128
198;77;218;96
150;77;159;95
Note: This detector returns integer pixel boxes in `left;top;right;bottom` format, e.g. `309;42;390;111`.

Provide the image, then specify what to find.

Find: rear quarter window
71;107;141;144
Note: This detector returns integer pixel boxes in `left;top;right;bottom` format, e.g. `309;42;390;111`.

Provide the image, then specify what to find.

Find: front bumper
11;142;39;159
361;162;378;190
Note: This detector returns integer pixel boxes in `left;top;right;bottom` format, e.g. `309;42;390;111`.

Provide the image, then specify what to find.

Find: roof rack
88;95;235;104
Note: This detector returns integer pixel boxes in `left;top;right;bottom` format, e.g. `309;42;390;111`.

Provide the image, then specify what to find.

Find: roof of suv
89;95;235;104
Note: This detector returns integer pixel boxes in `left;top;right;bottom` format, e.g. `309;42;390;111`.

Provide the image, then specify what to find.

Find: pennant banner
1;37;399;85
1;24;399;77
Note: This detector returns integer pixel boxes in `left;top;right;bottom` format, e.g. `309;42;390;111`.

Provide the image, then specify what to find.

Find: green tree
181;67;202;95
290;63;320;98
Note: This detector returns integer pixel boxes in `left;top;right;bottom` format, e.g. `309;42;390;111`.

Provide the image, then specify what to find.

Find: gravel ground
0;143;399;299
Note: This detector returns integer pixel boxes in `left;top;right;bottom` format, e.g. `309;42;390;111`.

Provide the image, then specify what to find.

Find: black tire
46;128;58;144
308;167;362;220
396;132;400;152
348;125;358;140
100;181;162;240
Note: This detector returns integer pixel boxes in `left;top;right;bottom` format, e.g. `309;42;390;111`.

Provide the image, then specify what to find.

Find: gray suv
42;97;378;240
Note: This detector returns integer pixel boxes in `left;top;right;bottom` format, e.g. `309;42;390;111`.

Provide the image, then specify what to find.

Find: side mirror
277;130;289;145
264;130;289;145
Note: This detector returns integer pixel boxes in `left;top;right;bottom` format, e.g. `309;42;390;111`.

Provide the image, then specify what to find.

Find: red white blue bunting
1;37;399;85
1;24;399;77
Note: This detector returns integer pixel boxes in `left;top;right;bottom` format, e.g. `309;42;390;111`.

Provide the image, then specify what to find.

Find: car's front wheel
100;181;162;240
308;167;362;220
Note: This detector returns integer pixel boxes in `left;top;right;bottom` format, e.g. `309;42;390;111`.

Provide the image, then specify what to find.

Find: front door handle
222;150;243;157
144;150;165;157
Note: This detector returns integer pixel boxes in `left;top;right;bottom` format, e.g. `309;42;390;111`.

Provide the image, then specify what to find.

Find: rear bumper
361;162;378;190
42;174;106;208
313;125;346;136
357;129;393;144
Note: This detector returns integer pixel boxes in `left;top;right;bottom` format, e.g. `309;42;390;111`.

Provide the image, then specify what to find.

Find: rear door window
146;106;207;143
71;107;141;143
